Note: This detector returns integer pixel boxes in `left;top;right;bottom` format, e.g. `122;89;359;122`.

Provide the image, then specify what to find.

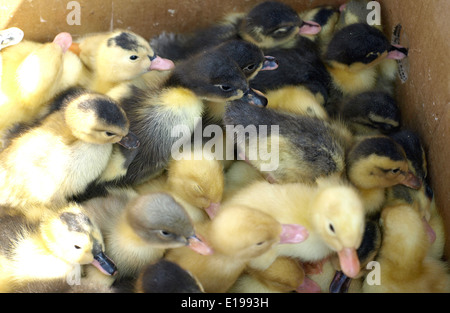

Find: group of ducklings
0;0;447;293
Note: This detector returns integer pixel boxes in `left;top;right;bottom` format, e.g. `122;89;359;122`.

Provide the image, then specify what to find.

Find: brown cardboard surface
1;0;449;260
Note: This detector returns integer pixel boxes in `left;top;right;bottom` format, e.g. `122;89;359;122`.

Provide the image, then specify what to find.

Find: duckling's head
311;181;365;278
346;136;422;190
213;40;279;80
325;23;408;71
239;1;321;49
166;49;249;103
209;206;307;259
82;30;174;83
40;203;117;276
340;91;401;136
61;88;139;149
135;259;204;293
125;193;212;254
167;150;224;218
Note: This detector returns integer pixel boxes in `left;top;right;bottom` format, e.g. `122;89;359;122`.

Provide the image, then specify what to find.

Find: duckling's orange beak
400;171;422;189
187;234;214;255
337;247;360;279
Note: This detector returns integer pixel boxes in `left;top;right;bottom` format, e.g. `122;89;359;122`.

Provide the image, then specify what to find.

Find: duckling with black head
0;203;116;293
0;87;139;217
110;48;253;186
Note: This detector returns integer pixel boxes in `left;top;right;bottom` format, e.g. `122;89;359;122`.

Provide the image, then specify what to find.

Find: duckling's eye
328;223;335;234
129;55;139;60
256;241;265;246
159;230;172;237
74;245;81;250
390;168;401;174
243;63;256;72
215;84;233;92
105;132;116;137
271;26;294;37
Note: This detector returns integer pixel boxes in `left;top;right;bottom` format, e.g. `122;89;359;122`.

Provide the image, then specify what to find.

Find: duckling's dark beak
148;54;175;71
118;131;140;150
261;56;279;71
400;171;422;189
187;234;214;256
299;20;322;35
242;88;268;107
329;270;352;293
92;251;118;276
387;44;408;60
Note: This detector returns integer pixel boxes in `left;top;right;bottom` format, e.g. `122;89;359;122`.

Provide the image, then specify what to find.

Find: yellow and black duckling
223;98;346;184
346;135;422;217
151;1;321;61
109;48;257;186
75;29;174;94
338;90;401;136
81;188;212;287
362;204;450;293
0;203;117;293
0;87;139;217
224;177;365;279
323;23;408;115
135;259;204;293
165;205;308;293
0;32;83;137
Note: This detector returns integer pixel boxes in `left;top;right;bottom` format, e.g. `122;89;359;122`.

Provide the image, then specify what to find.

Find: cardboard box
1;0;449;260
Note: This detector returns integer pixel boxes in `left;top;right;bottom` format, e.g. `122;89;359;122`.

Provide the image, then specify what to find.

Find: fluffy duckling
222;160;266;202
0;88;139;217
228;256;308;293
165;205;308;293
0;203;117;293
346;135;422;216
135;148;225;223
223;99;346;184
338;91;401;136
224;177;365;279
151;1;321;61
362;204;450;293
323;23;408;104
76;29;174;94
81;188;212;287
135;259;204;293
0;32;83;137
110;48;252;186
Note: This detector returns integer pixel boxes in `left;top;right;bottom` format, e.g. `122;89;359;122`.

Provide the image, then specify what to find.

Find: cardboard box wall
1;0;449;260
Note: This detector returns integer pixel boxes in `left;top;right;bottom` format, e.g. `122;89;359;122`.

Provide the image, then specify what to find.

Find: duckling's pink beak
387;44;408;60
279;224;309;244
205;202;220;219
423;217;436;244
149;55;175;71
91;251;118;276
337;247;360;279
299;21;322;35
188;234;214;255
400;171;422;189
53;32;73;53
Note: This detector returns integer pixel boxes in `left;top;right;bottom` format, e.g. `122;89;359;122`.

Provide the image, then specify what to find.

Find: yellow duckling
75;29;174;94
0;203;116;293
165;205;308;293
0;88;139;217
224;177;365;279
0;32;83;137
362;204;450;293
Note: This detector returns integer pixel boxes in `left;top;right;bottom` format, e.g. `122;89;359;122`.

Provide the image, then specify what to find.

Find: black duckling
110;48;254;186
0;88;139;217
0;203;116;292
134;259;204;293
151;1;321;61
223;99;346;184
323;23;408;114
81;188;212;287
338;91;401;136
346;135;422;217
